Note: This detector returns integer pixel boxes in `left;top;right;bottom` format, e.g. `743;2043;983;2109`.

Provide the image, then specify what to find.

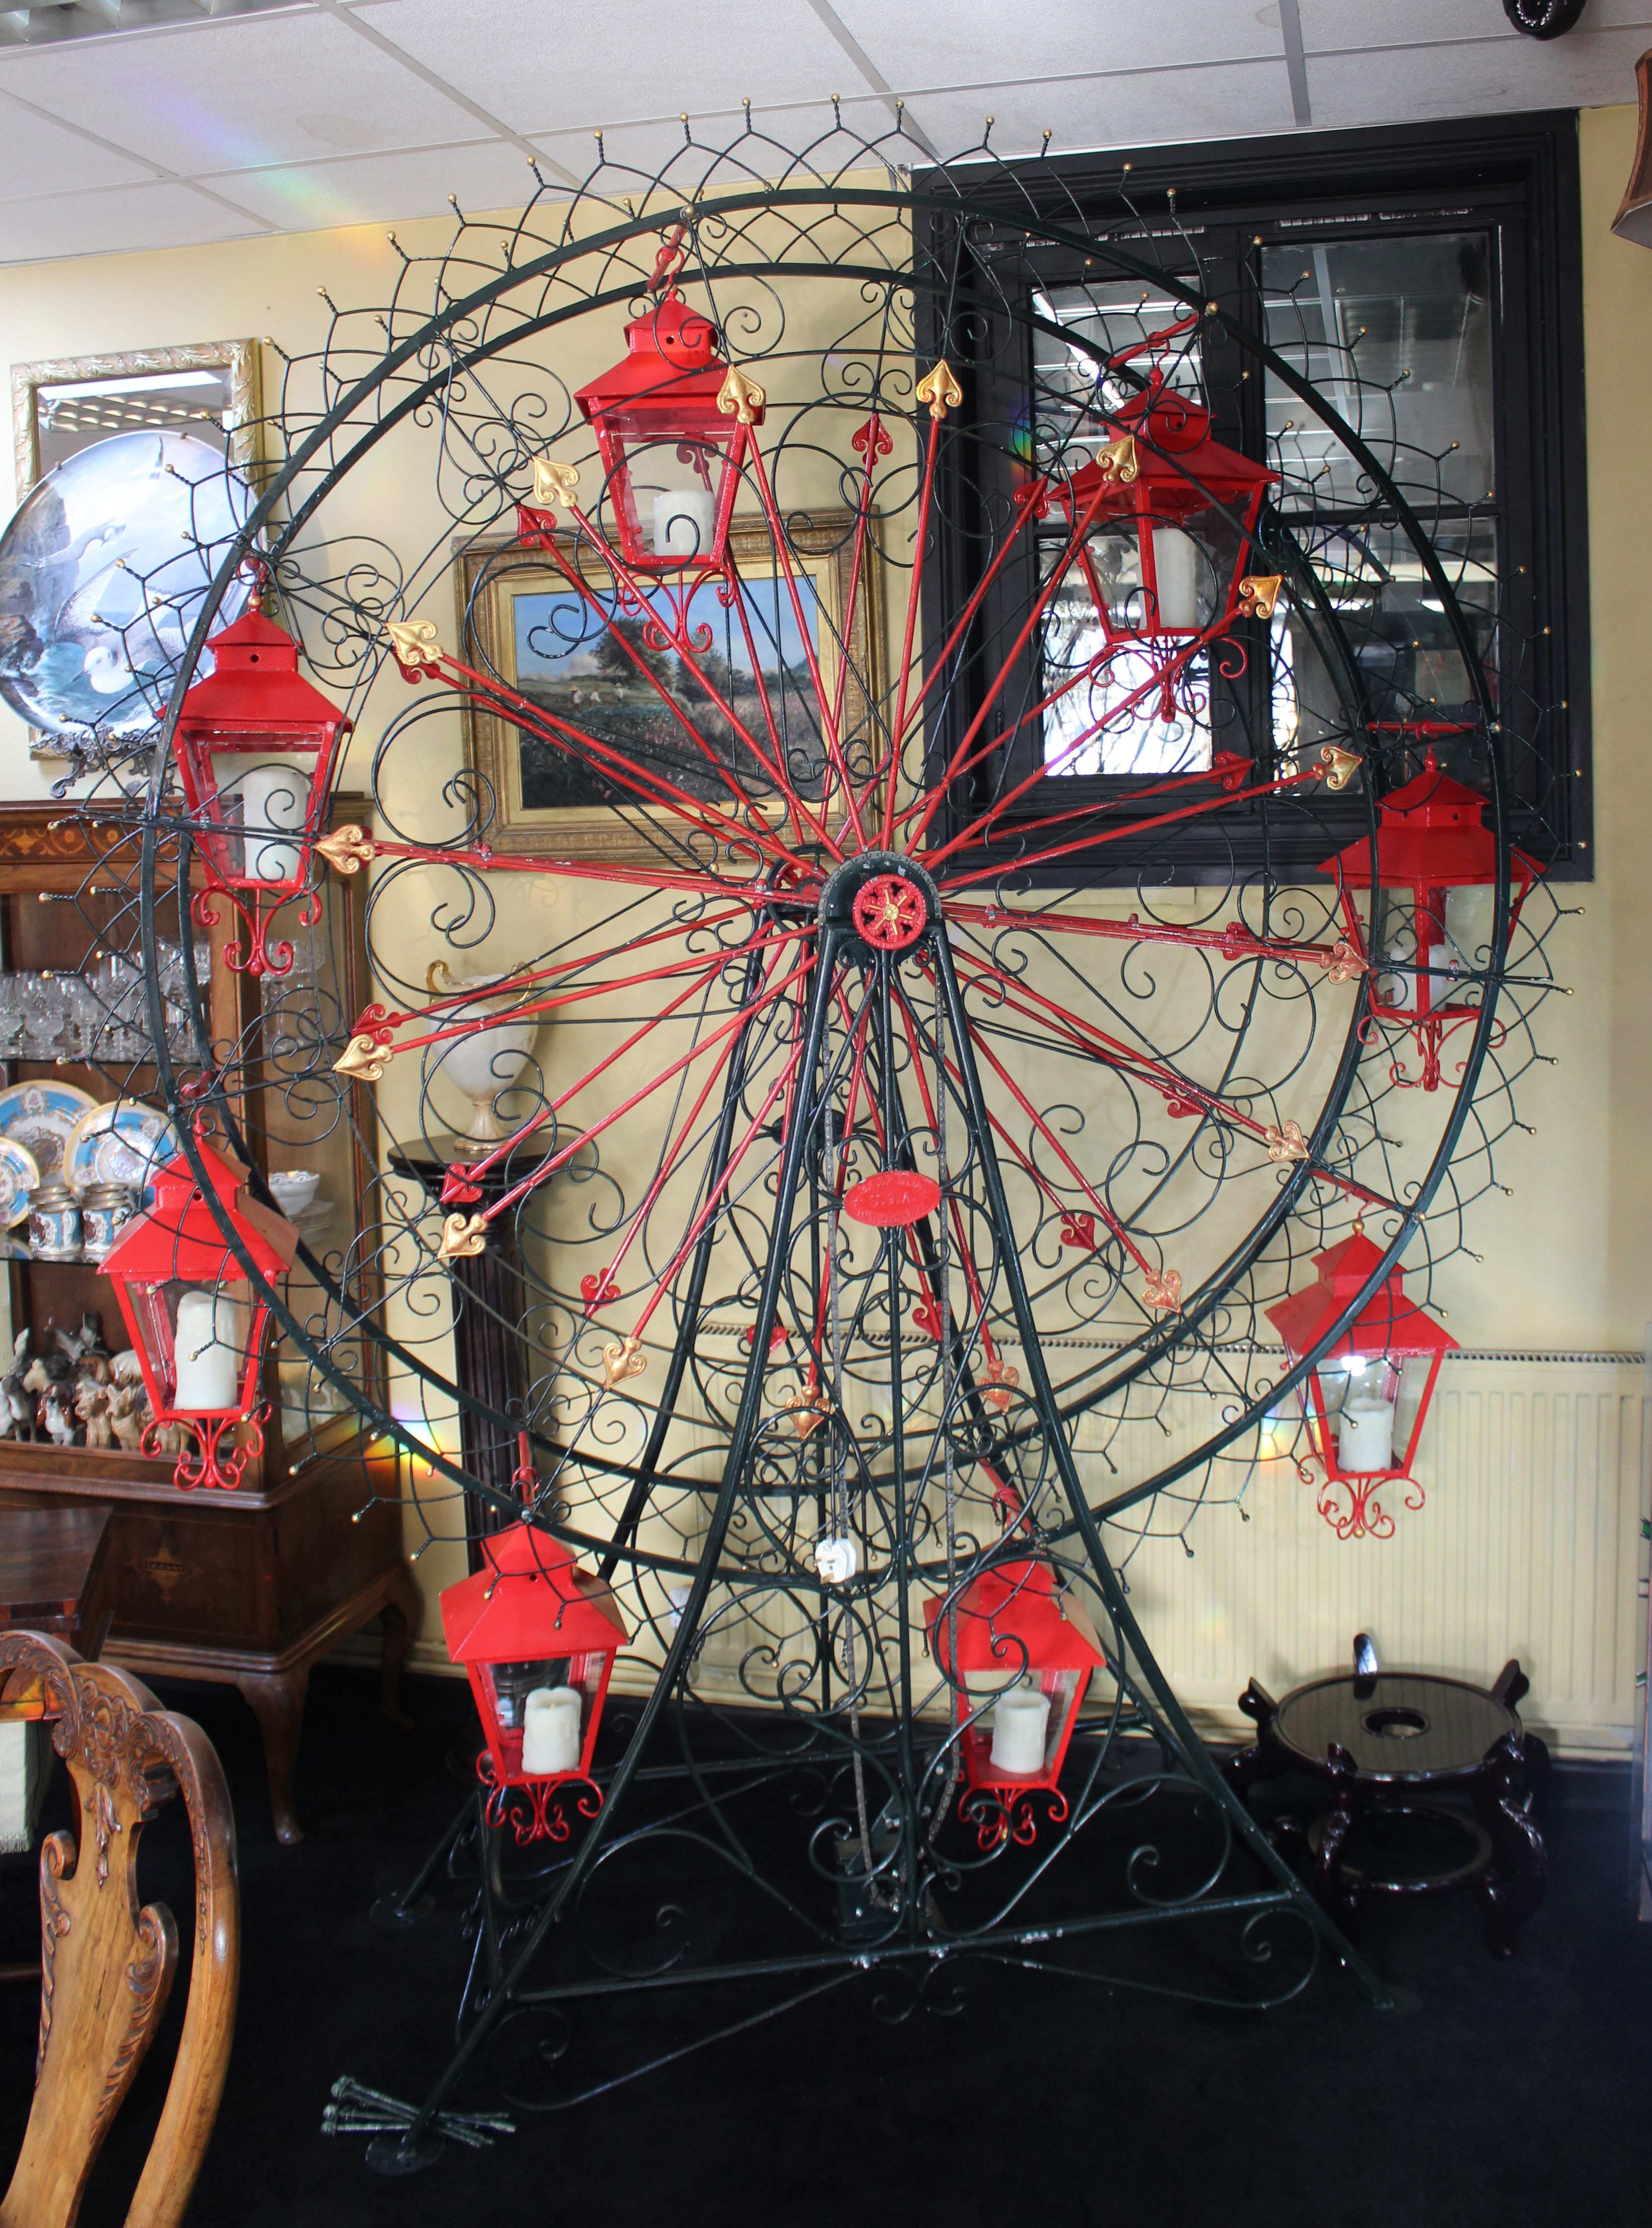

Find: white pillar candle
1338;1398;1396;1474
989;1681;1052;1776
172;1290;242;1412
1150;525;1201;629
520;1684;582;1775
653;489;717;559
212;755;308;884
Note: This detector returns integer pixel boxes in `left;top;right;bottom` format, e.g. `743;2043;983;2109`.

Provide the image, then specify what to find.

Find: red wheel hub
851;873;925;951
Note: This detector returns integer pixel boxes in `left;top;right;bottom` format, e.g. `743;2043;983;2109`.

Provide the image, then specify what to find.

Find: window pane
1040;552;1212;777
1269;517;1498;777
1031;281;1204;461
1262;235;1495;513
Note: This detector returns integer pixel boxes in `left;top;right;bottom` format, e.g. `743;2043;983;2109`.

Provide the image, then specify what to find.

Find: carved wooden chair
0;1632;239;2228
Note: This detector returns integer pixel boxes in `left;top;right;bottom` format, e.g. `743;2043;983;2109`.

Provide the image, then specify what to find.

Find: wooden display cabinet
0;799;418;1843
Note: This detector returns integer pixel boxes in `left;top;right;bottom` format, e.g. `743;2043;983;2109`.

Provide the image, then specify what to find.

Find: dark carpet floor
0;1661;1645;2228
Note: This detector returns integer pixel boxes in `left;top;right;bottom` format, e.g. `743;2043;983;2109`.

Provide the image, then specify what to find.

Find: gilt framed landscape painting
455;513;882;861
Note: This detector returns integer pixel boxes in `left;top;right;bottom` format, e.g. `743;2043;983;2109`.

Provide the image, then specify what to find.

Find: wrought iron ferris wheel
53;108;1563;2149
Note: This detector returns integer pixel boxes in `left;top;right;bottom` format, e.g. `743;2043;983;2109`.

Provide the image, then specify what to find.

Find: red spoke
904;479;1112;855
945;900;1363;980
478;946;818;1225
632;1042;804;1340
368;930;799;1062
398;638;808;874
951;946;1395;1215
536;512;845;861
880;476;1052;801
935;764;1326;887
834;415;890;789
878;406;944;848
909;632;1220;862
743;436;869;850
952;1006;1156;1282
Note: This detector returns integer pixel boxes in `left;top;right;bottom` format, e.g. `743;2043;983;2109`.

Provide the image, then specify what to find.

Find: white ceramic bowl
269;1168;321;1216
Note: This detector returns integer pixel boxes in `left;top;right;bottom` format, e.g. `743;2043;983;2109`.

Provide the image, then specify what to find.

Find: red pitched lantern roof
1265;1228;1458;1363
441;1520;630;1666
178;606;349;736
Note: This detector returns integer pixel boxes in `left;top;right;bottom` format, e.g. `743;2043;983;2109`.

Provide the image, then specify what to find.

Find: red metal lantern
1321;751;1541;1091
99;1125;296;1491
924;1557;1107;1849
441;1520;630;1844
1055;365;1282;652
173;606;351;971
1264;1221;1458;1542
564;290;765;571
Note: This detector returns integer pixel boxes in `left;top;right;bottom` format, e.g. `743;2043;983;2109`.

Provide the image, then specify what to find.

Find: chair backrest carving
0;1632;239;2228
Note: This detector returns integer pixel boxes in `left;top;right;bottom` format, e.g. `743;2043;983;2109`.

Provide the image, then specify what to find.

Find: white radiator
1114;1355;1648;1760
373;1356;1650;1765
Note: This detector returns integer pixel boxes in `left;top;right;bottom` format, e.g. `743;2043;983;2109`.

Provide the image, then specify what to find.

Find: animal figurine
110;1349;145;1387
108;1384;146;1452
41;1382;79;1447
0;1331;35;1441
74;1377;112;1450
56;1312;110;1365
23;1350;71;1396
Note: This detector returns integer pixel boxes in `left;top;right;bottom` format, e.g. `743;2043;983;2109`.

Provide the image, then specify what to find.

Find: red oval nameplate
843;1169;943;1229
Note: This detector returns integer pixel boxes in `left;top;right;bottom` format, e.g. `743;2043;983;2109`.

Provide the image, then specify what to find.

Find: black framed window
918;112;1590;882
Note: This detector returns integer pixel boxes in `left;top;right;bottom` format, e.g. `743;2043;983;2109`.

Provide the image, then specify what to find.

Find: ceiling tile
0;93;156;201
361;0;852;139
0;180;261;263
1301;0;1652;49
0;10;485;175
205;136;543;230
1307;22;1652;127
912;61;1299;164
834;0;1284;91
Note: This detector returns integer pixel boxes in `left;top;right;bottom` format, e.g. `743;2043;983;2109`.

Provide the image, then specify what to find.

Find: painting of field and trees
511;573;829;813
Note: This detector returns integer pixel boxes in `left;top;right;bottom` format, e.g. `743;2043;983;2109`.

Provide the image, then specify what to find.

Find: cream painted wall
0;114;1644;1749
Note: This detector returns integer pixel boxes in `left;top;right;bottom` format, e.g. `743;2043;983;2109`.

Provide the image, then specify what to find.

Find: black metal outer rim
132;173;1510;1538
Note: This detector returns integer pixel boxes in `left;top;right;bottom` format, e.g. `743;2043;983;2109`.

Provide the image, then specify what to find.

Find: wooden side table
1226;1648;1549;1958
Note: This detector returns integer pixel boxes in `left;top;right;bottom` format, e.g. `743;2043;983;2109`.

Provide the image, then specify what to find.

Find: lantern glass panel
1393;1351;1436;1461
1370;886;1436;1012
1439;882;1494;1001
480;1648;608;1779
1333;1352;1401;1475
204;747;316;886
129;1275;255;1416
1040;549;1212;777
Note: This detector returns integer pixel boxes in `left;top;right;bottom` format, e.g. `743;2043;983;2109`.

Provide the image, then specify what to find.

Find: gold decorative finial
315;825;379;876
1319;744;1363;791
384;618;442;676
601;1334;647;1390
1265;1119;1310;1165
334;1034;388;1083
1143;1268;1182;1313
438;1212;488;1262
915;359;963;420
716;365;765;426
1095;434;1139;484
1239;575;1284;619
530;457;580;509
425;958;453;998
